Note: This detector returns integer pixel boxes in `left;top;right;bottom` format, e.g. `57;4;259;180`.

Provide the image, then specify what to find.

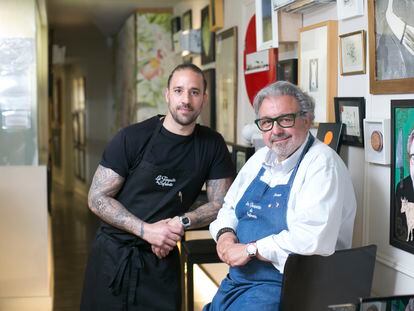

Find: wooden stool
181;238;221;311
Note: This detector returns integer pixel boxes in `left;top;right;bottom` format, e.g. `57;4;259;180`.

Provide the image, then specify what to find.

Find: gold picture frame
298;20;338;124
368;0;414;94
339;30;366;76
209;0;224;32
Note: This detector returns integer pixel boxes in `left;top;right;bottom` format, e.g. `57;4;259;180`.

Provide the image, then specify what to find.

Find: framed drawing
255;0;278;50
199;68;216;130
201;5;215;64
182;10;192;31
215;27;238;143
277;59;298;84
368;0;414;94
334;97;365;147
363;118;390;165
337;0;364;20
209;0;224;32
390;100;414;255
316;122;344;154
299;21;338;123
339;30;366;75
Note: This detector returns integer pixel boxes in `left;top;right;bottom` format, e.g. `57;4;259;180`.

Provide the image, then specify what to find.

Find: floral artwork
136;12;179;122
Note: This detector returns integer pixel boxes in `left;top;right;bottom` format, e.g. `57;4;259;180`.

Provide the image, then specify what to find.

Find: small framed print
337;0;364;20
277;59;298;84
334;97;365;147
339;30;366;75
316;122;344;154
182;10;192;31
363;119;390;165
201;5;215;64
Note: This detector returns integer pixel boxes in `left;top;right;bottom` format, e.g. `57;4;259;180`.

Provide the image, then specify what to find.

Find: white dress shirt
210;135;357;272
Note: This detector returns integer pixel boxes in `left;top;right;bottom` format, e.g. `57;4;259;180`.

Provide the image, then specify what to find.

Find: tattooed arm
178;177;233;229
88;165;183;250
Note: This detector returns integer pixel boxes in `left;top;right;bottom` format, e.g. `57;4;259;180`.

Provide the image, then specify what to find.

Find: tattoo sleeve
186;177;233;228
88;165;145;238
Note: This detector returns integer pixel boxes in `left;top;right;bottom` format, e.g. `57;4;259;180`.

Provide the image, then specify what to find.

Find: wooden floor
51;184;99;311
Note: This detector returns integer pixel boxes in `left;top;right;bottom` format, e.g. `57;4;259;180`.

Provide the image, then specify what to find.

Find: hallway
51;184;98;311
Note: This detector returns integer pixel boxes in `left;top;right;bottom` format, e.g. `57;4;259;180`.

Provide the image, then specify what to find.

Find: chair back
280;245;377;311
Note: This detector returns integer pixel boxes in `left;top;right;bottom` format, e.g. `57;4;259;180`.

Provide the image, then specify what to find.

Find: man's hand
219;243;251;267
150;217;184;259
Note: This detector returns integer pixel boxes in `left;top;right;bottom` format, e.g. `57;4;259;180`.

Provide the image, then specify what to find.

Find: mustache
178;103;193;110
270;133;290;142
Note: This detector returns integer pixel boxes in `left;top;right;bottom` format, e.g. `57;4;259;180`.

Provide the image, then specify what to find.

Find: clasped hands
216;232;252;267
144;216;184;259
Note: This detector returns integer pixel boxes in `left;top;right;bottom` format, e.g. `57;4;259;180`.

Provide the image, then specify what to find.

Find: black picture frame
390;100;414;255
334;97;365;147
201;5;215;65
229;143;255;173
199;68;216;129
277;59;298;84
316;122;344;154
170;16;181;52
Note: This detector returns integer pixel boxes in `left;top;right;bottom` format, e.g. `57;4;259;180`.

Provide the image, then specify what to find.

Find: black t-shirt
100;116;235;210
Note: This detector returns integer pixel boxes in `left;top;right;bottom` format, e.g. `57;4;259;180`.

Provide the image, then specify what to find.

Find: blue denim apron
204;135;314;311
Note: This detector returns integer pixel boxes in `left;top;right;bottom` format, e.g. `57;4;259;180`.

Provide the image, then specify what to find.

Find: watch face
246;243;257;257
180;216;191;228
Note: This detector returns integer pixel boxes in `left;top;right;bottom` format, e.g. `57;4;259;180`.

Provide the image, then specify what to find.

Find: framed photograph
368;0;414;94
231;144;255;173
199;68;216;130
363;119;390;165
171;16;181;52
245;50;269;75
215;27;238;143
201;5;215;65
339;30;366;75
277;59;298;84
334;97;365;147
209;0;224;32
390;100;414;255
255;0;278;51
316;123;344;154
299;21;338;123
337;0;364;20
182;10;192;31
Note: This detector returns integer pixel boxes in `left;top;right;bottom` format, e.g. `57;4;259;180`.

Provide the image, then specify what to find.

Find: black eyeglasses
254;111;306;132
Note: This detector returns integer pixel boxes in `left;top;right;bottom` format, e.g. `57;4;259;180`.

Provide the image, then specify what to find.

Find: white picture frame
255;0;278;51
363;118;391;165
245;50;269;74
337;0;364;20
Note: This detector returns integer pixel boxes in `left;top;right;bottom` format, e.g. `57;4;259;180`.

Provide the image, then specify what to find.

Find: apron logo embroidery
245;201;261;218
155;175;176;187
273;193;282;197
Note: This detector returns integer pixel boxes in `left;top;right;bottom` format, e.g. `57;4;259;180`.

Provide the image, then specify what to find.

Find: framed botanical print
368;0;414;94
339;30;366;75
299;21;338;123
215;27;238;143
334;97;365;147
201;5;215;64
390;100;414;255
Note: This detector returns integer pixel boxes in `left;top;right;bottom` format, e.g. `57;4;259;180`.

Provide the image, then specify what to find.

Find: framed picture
171;16;181;52
368;0;414;94
272;0;295;10
199;68;216;129
339;30;366;75
360;295;414;311
215;27;238;143
277;59;298;84
334;97;365;147
299;21;338;123
363;119;390;165
231;144;255;173
209;0;224;32
316;123;344;154
182;10;192;31
255;0;278;51
201;5;215;64
245;50;269;75
337;0;364;20
390;100;414;255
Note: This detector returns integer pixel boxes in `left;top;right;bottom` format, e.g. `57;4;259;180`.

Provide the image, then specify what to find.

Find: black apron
81;120;200;311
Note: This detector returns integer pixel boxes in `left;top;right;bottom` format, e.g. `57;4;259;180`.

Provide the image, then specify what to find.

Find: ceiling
46;0;181;36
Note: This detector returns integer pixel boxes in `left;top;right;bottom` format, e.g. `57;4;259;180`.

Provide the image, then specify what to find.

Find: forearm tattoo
88;165;145;238
188;177;233;228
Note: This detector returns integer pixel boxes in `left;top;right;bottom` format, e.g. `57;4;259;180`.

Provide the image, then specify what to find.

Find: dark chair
280;244;377;311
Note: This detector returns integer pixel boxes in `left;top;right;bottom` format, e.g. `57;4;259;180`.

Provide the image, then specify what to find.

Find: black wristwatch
216;227;236;241
179;215;191;229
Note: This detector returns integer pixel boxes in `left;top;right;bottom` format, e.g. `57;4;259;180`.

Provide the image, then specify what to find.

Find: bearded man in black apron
80;64;235;311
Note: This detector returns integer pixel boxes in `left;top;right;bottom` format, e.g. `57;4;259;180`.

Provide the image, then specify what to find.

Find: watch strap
216;227;236;241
